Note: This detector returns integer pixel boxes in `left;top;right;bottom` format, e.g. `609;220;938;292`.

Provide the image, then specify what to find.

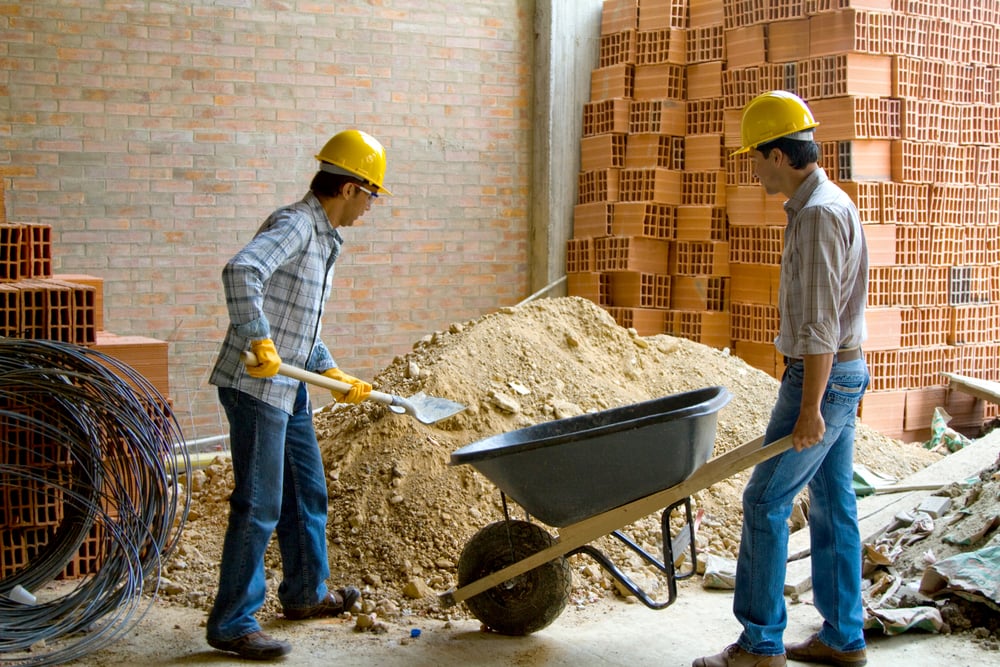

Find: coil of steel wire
0;337;191;666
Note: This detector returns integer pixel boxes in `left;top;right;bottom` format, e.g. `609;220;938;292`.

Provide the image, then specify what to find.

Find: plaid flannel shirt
775;168;868;359
210;192;343;413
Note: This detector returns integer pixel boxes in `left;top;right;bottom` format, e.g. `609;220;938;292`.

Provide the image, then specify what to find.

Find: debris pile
168;297;944;628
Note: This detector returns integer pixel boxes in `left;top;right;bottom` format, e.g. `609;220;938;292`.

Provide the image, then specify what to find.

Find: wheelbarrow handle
240;351;400;409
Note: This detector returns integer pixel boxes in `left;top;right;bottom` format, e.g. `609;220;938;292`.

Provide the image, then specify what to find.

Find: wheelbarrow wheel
457;519;571;635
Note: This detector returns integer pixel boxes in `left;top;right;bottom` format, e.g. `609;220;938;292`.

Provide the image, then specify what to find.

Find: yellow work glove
247;338;282;378
322;368;372;404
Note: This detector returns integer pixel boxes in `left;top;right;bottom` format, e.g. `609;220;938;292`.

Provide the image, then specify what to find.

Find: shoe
785;634;867;666
207;631;292;660
282;586;360;620
693;643;786;667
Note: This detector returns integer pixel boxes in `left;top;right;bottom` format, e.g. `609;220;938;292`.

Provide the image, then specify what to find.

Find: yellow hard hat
315;129;391;195
733;91;819;155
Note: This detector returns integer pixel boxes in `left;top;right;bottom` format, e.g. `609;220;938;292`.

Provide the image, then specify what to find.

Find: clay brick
626;133;685;169
682;171;726;206
733;340;782;380
607;306;665;336
676;206;727;241
671;275;729;311
580;133;627;171
687;23;725;64
686;97;725;135
808;9;894;57
609;271;667;309
669;240;729;276
689;0;724;28
594;236;670;273
687;61;724;100
858;389;906;433
573;202;614;238
0;224;26;282
590;64;635;102
767;20;810;63
684;134;725;171
629;99;687;135
619;167;682;203
638;0;687;31
94;331;171;398
583;99;631;138
865;349;904;392
833;140;891;181
839;181;884;223
577;168;621;204
566;238;595;273
599;29;637;68
602;0;639;35
53;274;105;332
730;263;781;306
567;272;609;306
730;301;780;344
612;202;677;239
634;63;686;100
864;223;895;266
800;53;893;100
863;307;902;350
0;284;17;337
636;28;686;65
726;186;767;225
810;96;900;142
729;226;783;265
725;24;766;69
950;304;1000;345
666;310;731;348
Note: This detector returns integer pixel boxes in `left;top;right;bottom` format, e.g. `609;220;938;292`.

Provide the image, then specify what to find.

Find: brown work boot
785;634;867;666
282;586;360;620
693;643;787;667
207;631;291;660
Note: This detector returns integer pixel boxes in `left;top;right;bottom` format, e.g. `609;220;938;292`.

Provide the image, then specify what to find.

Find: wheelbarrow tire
457;519;571;636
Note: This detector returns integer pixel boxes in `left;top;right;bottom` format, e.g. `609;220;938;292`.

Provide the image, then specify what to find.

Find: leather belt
784;347;862;366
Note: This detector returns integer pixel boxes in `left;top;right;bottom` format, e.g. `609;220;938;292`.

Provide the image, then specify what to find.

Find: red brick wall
0;2;533;438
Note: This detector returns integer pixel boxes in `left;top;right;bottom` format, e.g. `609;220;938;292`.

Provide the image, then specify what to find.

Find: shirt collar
783;167;828;218
304;191;343;244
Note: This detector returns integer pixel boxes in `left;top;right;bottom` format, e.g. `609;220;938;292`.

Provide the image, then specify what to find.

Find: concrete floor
72;579;991;667
71;430;1000;666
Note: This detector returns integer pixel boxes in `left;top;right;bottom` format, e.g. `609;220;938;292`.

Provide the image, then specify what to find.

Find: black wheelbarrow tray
439;386;794;635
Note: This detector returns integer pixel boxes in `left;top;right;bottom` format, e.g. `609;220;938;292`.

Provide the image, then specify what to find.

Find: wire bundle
0;337;190;666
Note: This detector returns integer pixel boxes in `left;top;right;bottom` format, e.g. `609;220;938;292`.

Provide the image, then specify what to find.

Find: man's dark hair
309;170;356;198
755;137;820;169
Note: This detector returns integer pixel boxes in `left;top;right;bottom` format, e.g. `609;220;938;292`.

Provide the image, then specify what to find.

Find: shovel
241;351;465;425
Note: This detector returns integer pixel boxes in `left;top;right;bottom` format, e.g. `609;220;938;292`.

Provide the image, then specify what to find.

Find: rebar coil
0;337;191;666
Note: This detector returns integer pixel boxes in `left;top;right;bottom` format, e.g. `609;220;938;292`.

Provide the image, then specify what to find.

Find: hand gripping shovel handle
241;350;402;410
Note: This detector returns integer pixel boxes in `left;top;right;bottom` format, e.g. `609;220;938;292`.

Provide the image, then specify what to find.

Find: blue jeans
207;384;331;642
734;357;869;656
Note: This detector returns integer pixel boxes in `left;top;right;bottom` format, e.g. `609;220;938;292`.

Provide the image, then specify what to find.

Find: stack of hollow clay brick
1;187;172;580
568;0;1000;443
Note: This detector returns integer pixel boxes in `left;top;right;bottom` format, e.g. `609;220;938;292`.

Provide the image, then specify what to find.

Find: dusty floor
61;579;993;667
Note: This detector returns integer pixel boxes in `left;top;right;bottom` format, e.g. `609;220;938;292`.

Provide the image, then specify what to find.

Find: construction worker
206;130;389;660
694;92;870;667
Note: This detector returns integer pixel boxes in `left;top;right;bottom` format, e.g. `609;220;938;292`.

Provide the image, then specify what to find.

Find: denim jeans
734;357;869;656
206;384;331;642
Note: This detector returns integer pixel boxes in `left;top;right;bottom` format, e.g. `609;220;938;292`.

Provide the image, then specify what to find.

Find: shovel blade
390;392;466;424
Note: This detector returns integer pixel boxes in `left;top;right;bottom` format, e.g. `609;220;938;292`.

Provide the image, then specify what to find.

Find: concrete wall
0;1;598;441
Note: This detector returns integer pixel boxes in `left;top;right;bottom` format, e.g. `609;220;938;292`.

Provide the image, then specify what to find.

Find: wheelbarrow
438;386;794;635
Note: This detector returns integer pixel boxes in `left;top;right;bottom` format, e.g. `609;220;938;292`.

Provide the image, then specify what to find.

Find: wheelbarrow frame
439;433;794;611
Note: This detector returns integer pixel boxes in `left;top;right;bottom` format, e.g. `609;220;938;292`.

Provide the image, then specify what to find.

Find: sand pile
167;297;941;622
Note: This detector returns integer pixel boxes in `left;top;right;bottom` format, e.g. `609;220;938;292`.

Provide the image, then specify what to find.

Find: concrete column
530;0;603;299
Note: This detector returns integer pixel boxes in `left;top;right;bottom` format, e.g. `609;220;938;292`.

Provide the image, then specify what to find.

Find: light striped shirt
775;168;868;359
210;192;342;413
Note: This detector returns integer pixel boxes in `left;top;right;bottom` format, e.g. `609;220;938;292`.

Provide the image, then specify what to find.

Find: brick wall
0;1;533;440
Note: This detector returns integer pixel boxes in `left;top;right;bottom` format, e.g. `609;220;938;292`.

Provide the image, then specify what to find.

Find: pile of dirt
166;297;942;625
